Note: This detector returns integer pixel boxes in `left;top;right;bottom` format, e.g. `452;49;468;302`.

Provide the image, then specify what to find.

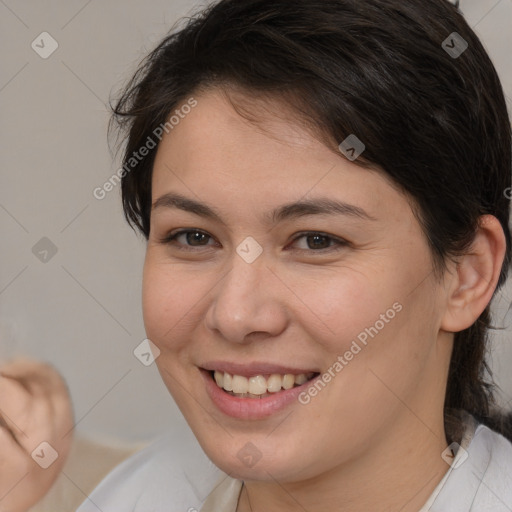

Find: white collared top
76;412;512;512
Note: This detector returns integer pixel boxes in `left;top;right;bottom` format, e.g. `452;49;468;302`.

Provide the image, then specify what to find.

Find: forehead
150;88;410;226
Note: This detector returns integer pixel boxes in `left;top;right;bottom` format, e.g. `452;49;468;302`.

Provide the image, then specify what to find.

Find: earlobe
440;215;506;333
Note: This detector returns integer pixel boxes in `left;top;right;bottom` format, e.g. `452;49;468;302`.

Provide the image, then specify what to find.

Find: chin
197;431;310;482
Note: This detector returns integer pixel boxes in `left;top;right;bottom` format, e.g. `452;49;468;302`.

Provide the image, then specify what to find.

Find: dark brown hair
110;0;512;442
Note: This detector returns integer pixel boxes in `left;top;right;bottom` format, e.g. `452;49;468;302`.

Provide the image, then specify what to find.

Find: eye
158;229;348;254
158;229;218;251
288;232;348;253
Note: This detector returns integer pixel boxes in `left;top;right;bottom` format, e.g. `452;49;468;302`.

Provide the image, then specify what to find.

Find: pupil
188;231;207;245
308;234;328;249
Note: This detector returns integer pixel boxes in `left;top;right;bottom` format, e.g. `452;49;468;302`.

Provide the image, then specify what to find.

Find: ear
441;215;506;332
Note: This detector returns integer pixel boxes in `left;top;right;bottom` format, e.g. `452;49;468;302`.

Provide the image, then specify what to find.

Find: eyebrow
151;192;377;225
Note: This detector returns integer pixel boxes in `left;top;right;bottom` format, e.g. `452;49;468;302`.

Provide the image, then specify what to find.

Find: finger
0;375;32;449
5;361;75;440
0;423;50;512
0;420;31;466
1;359;70;403
0;360;74;458
0;358;56;394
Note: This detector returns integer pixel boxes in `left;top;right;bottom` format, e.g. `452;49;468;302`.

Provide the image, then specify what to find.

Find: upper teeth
213;370;314;395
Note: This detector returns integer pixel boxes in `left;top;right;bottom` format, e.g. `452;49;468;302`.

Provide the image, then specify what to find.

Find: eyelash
158;229;348;254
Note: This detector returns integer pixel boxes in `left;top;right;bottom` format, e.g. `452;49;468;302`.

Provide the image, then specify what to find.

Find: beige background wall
1;0;511;442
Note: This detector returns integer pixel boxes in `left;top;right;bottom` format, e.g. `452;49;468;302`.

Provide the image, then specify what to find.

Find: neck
236;413;450;512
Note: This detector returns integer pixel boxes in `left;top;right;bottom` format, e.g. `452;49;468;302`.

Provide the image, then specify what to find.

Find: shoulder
431;421;512;511
76;424;223;512
470;424;512;507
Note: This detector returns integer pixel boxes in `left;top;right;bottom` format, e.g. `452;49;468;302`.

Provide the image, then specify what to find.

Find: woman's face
143;87;452;482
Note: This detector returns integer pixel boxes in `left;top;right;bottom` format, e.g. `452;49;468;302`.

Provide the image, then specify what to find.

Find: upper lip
200;361;319;377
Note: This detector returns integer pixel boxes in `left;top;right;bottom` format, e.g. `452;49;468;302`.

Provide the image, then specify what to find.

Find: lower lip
200;369;318;420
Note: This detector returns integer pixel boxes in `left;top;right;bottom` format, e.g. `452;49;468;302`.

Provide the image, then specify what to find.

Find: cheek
141;255;208;349
289;267;395;354
294;257;435;394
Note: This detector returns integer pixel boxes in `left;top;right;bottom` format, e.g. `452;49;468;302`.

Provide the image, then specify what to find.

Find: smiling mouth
210;370;319;398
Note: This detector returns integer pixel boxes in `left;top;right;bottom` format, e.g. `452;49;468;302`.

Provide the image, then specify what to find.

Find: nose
204;251;288;344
